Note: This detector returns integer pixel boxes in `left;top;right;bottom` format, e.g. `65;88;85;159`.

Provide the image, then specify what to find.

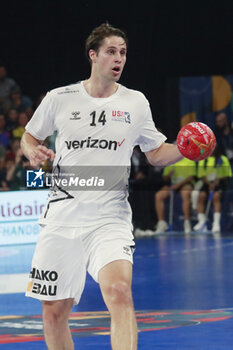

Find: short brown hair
85;23;128;62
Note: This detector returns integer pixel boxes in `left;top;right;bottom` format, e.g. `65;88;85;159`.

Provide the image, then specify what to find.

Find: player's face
91;36;127;82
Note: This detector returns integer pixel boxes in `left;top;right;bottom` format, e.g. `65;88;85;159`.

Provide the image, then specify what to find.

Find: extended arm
21;131;55;167
145;142;183;167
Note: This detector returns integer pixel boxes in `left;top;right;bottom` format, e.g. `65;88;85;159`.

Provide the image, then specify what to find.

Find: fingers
29;145;56;166
47;149;56;161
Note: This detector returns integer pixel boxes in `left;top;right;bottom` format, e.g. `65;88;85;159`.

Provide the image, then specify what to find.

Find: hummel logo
70;111;81;120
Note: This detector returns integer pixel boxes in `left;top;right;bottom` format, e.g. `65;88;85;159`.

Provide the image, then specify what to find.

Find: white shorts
26;222;135;304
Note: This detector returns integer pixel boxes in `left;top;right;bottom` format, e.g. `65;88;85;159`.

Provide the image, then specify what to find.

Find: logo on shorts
27;268;58;296
26;168;44;188
123;246;132;256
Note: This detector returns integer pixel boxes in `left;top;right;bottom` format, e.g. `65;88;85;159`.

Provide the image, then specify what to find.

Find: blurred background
0;0;233;140
1;1;233;348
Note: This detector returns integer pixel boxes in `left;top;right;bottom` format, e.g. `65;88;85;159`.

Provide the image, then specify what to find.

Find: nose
114;52;122;62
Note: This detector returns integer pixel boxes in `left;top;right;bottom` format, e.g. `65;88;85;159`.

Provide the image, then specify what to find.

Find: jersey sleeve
25;92;56;141
136;104;167;153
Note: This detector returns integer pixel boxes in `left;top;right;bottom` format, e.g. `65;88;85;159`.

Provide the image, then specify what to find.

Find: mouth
112;66;121;73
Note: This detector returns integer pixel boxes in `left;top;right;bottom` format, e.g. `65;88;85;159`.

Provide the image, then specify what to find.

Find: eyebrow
106;46;127;50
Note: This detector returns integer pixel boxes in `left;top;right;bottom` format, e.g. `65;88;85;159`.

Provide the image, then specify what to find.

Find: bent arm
145;142;183;167
21;131;55;167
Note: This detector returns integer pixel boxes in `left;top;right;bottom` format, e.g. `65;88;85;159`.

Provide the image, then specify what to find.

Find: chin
114;75;121;82
106;73;121;84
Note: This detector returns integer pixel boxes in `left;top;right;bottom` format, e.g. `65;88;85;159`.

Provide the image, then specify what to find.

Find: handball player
20;23;212;350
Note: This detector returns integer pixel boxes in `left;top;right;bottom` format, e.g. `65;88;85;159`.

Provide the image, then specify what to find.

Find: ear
89;49;97;63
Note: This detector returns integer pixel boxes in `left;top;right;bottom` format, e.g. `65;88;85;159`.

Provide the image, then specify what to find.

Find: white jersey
26;81;166;227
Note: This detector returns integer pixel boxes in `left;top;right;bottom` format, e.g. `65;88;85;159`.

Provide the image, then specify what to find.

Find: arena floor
1;232;233;349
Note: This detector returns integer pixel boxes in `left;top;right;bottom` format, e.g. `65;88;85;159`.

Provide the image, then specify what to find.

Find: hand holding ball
176;122;216;161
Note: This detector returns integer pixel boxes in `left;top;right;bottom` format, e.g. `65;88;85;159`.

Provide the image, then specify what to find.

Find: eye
108;49;115;55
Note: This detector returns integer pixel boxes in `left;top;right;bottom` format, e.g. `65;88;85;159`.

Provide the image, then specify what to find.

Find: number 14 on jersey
90;111;106;126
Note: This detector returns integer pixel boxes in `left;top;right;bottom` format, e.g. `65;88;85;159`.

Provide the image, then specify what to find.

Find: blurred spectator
6;148;33;190
215;112;233;168
193;146;232;233
9;86;33;117
154;158;196;234
0;63;18;114
0;114;10;148
130;146;148;180
12;112;29;138
6;137;21;160
0;144;6;158
5;108;19;134
0;156;10;191
129;147;165;232
129;147;151;230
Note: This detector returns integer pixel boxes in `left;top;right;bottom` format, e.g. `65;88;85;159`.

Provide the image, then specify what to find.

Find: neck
84;77;118;98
